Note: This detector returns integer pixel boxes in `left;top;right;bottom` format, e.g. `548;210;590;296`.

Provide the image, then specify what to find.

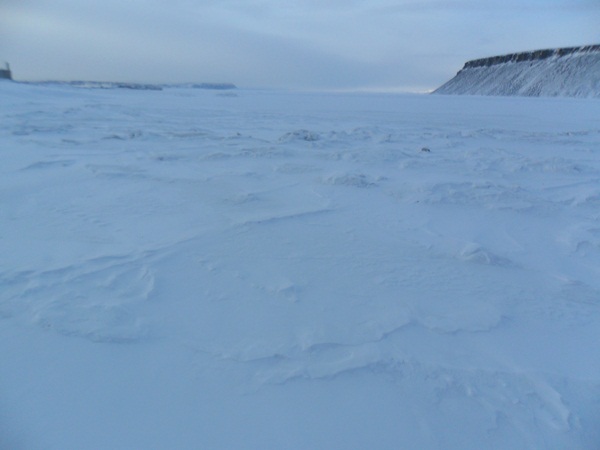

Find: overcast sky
1;0;599;91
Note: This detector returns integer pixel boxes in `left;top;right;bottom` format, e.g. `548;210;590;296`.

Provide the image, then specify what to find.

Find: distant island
434;45;600;98
17;80;237;91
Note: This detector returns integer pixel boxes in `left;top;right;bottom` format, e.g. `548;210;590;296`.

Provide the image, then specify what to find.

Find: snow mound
2;254;154;342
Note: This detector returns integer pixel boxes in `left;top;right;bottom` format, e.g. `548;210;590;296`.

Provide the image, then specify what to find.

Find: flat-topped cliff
434;45;600;98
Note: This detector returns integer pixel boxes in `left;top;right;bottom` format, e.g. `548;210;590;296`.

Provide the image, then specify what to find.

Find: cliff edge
434;45;600;98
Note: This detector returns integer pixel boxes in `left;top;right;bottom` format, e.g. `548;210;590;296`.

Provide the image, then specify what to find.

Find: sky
1;0;599;91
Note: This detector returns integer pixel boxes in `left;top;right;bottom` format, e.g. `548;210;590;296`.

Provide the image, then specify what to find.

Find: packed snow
435;45;600;98
1;81;600;449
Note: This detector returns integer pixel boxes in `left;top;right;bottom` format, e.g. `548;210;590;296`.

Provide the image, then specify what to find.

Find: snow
1;81;600;449
435;47;600;98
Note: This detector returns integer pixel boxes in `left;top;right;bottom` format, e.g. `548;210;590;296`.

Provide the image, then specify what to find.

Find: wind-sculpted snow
435;45;600;98
1;83;600;449
1;254;154;342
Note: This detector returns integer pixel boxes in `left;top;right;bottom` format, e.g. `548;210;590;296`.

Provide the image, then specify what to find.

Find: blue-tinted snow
1;82;600;449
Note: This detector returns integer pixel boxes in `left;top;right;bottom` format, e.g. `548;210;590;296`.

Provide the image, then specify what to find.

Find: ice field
1;82;600;449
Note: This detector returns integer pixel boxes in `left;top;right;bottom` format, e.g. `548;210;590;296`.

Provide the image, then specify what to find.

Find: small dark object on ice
420;147;431;153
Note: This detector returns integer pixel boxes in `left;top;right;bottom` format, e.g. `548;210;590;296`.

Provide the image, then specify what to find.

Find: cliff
434;45;600;98
0;63;12;80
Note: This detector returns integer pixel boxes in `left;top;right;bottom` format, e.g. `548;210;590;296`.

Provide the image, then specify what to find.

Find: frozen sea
1;82;600;449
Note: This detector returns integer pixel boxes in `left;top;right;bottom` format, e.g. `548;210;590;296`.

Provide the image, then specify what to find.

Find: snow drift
1;82;600;449
434;45;600;98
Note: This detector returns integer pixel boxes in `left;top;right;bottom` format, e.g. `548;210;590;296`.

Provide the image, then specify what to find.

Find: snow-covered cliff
434;45;600;98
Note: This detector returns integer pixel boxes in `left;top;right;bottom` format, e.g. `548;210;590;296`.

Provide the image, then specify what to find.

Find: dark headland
434;45;600;98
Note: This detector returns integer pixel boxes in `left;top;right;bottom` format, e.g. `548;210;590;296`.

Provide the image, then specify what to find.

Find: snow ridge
434;45;600;98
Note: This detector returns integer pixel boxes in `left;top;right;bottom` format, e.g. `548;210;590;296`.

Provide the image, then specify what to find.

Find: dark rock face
434;45;600;98
463;45;600;69
0;65;12;80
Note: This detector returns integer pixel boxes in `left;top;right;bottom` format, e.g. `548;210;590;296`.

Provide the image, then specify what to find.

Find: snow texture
1;82;600;449
434;45;600;98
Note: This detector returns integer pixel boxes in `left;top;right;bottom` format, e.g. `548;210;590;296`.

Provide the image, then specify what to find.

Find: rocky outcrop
0;63;12;80
434;45;600;98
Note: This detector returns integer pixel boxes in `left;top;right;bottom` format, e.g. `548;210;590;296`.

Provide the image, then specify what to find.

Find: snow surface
1;81;600;449
435;47;600;98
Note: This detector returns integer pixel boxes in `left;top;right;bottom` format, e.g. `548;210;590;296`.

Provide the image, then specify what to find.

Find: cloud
2;0;599;90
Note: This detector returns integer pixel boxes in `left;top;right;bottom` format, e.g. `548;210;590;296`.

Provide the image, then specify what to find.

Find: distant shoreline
15;80;237;91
